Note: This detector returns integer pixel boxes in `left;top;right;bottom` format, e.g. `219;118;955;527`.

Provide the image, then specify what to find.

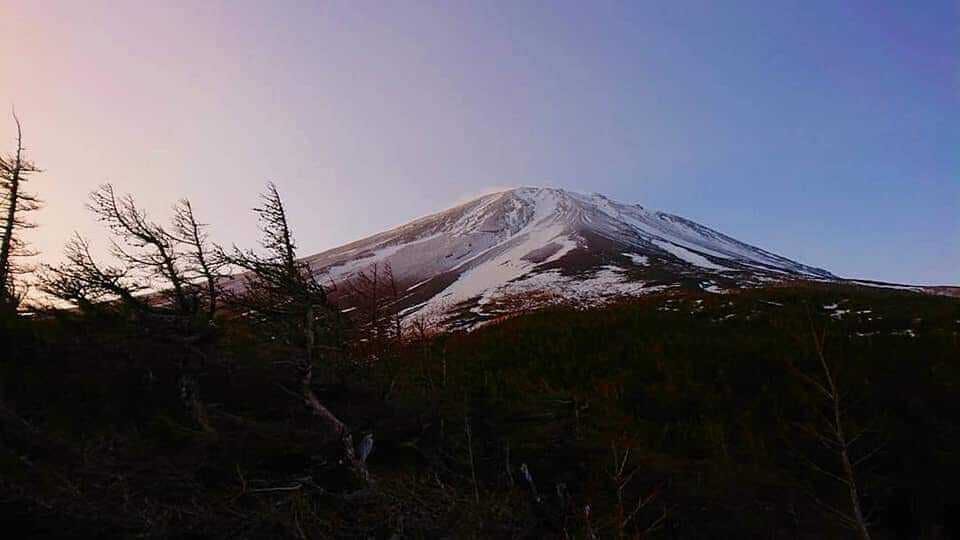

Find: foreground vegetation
2;282;958;538
2;117;959;537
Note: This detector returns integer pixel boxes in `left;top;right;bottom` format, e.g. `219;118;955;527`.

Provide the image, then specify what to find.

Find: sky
1;0;957;285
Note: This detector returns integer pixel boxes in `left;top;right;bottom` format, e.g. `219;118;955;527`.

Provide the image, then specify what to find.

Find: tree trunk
302;304;368;482
177;370;211;432
0;140;21;304
817;335;871;540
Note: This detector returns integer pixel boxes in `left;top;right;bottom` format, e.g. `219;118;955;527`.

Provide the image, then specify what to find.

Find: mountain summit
305;187;834;327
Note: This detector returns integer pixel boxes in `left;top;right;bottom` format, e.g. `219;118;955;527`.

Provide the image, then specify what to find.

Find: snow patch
849;280;923;292
651;240;732;271
701;283;728;294
622;252;649;266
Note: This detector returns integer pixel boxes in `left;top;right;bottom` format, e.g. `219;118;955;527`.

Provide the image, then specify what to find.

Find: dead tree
607;442;667;539
788;324;879;540
0;111;42;313
86;184;192;313
42;186;220;430
222;182;369;482
40;233;148;314
171;199;225;321
344;262;404;355
343;262;407;401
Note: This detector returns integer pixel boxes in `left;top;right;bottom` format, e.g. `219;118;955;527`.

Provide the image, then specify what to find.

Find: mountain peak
304;187;834;329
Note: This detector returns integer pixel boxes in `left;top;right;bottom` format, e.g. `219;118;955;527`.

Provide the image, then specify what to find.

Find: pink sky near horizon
2;1;507;270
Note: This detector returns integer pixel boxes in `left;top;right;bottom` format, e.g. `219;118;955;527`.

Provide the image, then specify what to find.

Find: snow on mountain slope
302;187;835;327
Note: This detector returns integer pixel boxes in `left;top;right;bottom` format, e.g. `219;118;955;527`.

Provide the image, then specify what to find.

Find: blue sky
2;0;957;284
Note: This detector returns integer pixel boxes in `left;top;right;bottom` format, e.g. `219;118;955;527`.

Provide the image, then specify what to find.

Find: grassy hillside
2;283;958;538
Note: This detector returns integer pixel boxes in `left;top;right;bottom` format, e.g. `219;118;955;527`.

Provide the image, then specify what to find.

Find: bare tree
342;262;409;401
171;199;224;321
40;233;148;314
788;324;880;540
223;182;368;482
344;262;405;353
86;184;192;313
607;442;667;539
0;111;42;313
42;186;221;430
42;195;222;321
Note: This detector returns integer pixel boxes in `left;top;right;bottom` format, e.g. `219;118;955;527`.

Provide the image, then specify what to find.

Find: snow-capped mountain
305;187;835;328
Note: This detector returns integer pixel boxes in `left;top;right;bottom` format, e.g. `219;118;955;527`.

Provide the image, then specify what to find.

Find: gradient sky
2;0;957;284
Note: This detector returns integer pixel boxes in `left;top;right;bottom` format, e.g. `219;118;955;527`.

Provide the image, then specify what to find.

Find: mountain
301;187;843;328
